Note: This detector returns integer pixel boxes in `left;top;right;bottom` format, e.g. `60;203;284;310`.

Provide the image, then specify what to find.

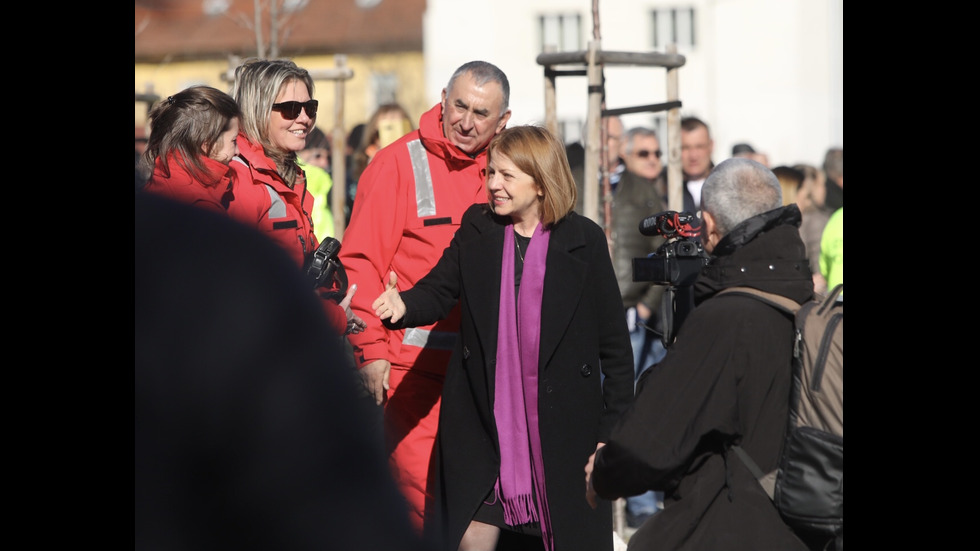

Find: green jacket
819;207;843;291
298;159;334;241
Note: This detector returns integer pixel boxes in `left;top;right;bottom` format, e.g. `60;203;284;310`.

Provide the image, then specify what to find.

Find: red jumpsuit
340;104;489;530
231;134;348;334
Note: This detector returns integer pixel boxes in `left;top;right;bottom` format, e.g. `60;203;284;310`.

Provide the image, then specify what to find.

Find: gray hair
701;157;782;236
446;60;510;113
622;126;658;157
823;147;843;182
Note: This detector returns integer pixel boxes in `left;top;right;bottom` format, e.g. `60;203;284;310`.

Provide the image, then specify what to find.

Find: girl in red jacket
142;86;244;218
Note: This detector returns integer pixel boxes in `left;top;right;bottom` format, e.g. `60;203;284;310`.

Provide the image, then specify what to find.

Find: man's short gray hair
701;158;782;236
446;60;510;113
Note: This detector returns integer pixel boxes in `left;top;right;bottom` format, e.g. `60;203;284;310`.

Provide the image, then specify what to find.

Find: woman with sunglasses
232;58;364;338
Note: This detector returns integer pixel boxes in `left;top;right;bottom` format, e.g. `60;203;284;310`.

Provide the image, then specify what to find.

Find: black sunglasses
635;149;662;159
272;100;318;120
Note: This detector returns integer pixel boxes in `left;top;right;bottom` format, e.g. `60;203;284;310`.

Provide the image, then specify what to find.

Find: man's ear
496;109;512;133
701;210;719;254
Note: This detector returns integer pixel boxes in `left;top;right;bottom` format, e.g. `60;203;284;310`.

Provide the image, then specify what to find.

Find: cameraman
586;158;812;550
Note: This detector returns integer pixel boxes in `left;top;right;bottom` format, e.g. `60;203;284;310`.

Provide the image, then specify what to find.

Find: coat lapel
539;217;589;370
460;210;504;392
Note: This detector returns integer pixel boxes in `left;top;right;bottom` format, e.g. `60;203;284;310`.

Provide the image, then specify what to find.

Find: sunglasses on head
635;149;662;159
272;100;318;120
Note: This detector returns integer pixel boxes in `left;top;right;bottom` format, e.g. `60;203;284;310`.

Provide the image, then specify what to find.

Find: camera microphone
638;211;702;238
638;213;665;236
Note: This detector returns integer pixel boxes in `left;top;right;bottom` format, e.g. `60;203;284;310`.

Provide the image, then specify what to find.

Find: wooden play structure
537;43;686;232
537;32;686;540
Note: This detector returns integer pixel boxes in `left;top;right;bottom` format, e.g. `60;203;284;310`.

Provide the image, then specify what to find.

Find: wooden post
584;40;602;225
542;45;558;137
666;44;683;213
331;55;348;240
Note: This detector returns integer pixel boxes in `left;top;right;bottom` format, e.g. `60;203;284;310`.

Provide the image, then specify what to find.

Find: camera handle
660;285;696;347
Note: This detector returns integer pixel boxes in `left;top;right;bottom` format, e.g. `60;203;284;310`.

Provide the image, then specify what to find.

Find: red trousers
383;365;444;533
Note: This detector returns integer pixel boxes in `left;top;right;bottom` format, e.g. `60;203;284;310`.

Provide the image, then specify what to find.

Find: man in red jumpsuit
340;60;511;532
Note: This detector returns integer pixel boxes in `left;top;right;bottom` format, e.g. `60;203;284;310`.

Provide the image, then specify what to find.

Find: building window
539;13;582;52
651;7;696;50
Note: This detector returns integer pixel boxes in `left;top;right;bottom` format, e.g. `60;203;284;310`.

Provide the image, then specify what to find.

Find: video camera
632;211;709;345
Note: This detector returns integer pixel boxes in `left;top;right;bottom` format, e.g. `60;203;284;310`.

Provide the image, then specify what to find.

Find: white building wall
424;0;842;168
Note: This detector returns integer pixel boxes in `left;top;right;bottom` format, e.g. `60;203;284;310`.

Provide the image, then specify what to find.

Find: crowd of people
136;56;842;551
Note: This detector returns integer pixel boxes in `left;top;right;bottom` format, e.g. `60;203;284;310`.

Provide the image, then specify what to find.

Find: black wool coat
390;204;634;551
592;205;813;551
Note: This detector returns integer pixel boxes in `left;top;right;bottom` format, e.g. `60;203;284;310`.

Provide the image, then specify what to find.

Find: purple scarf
494;222;554;550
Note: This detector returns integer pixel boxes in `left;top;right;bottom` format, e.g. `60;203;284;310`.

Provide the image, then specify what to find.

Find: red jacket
230;134;318;267
230;133;347;334
340;104;489;371
144;153;234;214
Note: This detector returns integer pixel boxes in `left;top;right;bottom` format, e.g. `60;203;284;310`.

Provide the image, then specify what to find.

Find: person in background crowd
299;124;331;171
793;163;832;295
818;147;842;295
338;60;511;534
298;126;335;240
231;57;364;337
136;192;435;551
821;207;843;293
372;125;633;551
732;142;770;168
679;116;715;217
772;165;803;208
343;122;366;225
141;85;242;216
352;103;414;185
822;147;843;211
569;115;626;216
586;158;811;551
611;126;669;529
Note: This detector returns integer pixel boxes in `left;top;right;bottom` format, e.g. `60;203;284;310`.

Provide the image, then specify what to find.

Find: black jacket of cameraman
609;170;667;313
592;205;812;551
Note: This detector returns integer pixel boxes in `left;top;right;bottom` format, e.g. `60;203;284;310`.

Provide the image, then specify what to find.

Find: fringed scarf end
501;492;539;527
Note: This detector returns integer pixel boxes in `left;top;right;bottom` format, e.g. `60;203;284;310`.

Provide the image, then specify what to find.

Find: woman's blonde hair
485;125;576;227
233;58;315;188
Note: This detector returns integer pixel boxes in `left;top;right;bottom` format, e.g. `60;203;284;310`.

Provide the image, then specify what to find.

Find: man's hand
635;301;651;322
372;271;406;323
585;442;606;509
359;359;391;405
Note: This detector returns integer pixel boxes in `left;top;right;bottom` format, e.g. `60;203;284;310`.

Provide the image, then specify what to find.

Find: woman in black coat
373;125;634;551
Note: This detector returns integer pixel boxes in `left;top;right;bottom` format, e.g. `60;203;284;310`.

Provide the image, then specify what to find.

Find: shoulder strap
717;286;802;314
731;444;777;500
721;285;803;502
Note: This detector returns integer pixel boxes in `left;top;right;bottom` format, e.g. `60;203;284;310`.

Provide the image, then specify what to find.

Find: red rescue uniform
340;104;489;529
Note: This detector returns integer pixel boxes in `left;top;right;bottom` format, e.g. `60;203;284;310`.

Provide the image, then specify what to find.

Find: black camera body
632;211;708;287
632;239;706;287
632;211;709;346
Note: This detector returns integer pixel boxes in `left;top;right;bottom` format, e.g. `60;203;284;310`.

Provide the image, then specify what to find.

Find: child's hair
142;86;241;185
